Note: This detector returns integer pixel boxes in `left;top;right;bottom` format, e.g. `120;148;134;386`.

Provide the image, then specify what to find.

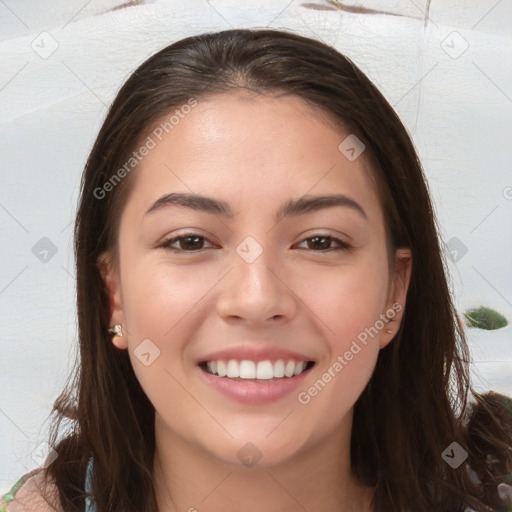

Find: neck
152;410;374;512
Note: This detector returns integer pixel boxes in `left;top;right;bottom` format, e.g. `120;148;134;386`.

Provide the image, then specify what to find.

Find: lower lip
198;364;314;405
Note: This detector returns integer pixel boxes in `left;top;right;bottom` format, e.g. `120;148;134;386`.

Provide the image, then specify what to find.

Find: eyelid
296;229;352;244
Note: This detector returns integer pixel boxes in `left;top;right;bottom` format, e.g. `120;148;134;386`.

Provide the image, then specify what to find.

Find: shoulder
0;468;63;512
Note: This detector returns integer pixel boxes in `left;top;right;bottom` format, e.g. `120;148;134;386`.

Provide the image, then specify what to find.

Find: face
99;90;411;467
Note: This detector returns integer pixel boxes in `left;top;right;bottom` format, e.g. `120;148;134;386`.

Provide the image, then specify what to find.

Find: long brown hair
41;28;511;512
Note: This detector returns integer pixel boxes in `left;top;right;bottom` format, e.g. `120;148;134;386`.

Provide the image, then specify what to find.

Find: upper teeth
206;360;309;379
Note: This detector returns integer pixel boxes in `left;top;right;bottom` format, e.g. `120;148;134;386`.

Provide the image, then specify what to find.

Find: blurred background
1;0;511;492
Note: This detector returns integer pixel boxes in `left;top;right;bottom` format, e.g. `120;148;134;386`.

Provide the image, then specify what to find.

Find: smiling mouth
199;359;316;381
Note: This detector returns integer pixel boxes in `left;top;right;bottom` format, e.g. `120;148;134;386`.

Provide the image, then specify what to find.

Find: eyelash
158;233;352;253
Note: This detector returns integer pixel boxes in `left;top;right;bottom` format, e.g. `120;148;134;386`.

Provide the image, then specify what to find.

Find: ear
97;252;128;350
379;247;412;349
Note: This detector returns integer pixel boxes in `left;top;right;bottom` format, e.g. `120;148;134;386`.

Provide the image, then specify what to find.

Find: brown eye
160;234;213;252
296;235;351;252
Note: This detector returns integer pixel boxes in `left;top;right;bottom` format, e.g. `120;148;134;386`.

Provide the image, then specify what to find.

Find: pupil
310;236;329;250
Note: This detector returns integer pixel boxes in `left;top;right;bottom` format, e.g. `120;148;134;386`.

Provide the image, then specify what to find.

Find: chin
200;428;309;469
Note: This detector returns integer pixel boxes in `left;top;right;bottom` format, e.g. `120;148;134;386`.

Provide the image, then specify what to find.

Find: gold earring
108;324;123;338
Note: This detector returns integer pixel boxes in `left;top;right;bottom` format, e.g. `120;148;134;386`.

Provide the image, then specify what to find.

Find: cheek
295;256;388;394
293;263;387;438
299;257;390;343
118;260;212;410
295;341;378;448
121;258;213;340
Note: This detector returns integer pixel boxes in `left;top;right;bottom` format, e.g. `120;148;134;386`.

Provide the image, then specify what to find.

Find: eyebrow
145;192;368;222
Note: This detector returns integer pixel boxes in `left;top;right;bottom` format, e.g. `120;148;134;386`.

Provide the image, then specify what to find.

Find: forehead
123;91;383;224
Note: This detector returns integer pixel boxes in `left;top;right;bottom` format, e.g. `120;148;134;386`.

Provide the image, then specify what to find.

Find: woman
2;28;511;512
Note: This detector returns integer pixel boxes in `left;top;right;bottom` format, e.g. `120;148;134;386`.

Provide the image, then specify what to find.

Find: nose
216;248;298;326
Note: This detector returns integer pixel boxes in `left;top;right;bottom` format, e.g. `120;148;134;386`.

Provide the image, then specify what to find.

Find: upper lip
198;345;315;364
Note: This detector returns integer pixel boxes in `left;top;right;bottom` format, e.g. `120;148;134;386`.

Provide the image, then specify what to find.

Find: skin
98;90;412;512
